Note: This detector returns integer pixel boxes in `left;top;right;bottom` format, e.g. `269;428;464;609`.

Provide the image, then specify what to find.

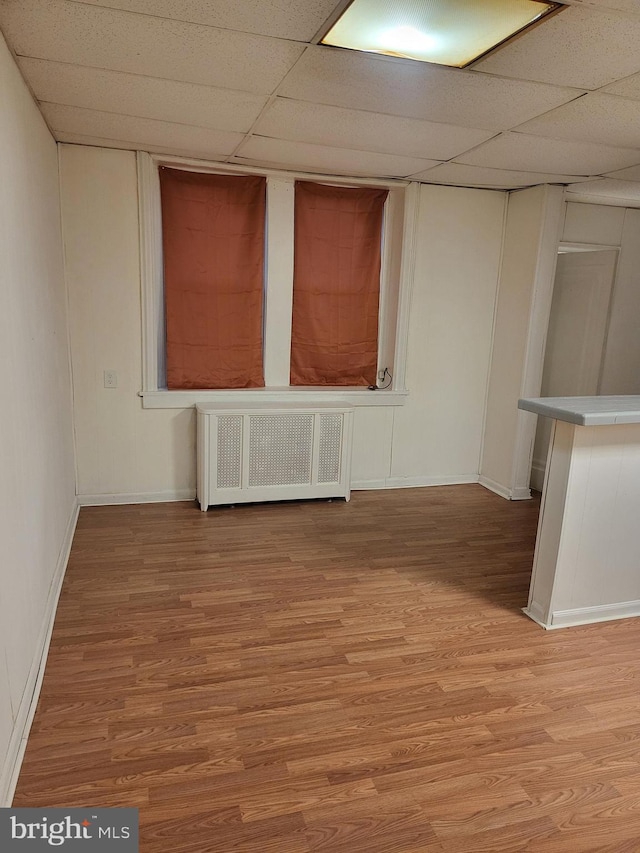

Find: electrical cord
368;367;393;390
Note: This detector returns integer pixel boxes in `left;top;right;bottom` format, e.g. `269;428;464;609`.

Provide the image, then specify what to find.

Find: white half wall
61;146;508;499
526;420;640;628
0;34;77;804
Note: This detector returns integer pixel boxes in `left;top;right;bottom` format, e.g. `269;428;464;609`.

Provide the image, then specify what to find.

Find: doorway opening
530;244;619;491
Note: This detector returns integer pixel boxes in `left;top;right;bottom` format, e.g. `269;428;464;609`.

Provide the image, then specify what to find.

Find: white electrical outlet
103;370;118;388
378;369;386;381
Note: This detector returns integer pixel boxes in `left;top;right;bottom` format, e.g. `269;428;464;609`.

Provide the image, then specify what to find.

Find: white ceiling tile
474;5;640;89
566;177;640;204
42;102;244;156
73;0;339;41
278;46;583;131
569;0;640;14
253;98;496;161
455;131;640;175
605;164;640;181
601;71;640;100
409;163;594;189
58;132;232;164
0;0;304;94
234;136;441;178
18;58;268;132
516;93;640;148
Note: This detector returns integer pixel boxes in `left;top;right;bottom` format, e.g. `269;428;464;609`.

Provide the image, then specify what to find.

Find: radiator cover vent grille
216;415;243;489
318;414;343;483
249;415;314;487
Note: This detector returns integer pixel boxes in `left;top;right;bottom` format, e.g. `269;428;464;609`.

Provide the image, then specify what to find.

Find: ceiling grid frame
0;0;639;199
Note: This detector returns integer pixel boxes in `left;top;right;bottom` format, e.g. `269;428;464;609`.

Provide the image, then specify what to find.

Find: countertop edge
518;397;640;426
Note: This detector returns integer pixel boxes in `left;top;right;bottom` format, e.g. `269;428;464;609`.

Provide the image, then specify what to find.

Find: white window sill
139;387;408;409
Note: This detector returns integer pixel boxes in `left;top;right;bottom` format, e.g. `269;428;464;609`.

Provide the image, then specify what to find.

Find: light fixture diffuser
321;0;561;68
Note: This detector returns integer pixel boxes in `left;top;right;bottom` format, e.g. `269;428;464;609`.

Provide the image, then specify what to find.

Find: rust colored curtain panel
291;182;387;386
160;167;265;389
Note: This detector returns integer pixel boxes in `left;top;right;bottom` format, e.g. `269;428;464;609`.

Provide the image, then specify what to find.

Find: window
291;181;388;387
138;152;416;408
159;168;265;389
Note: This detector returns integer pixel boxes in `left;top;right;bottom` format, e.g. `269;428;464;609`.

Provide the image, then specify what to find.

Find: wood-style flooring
13;485;640;852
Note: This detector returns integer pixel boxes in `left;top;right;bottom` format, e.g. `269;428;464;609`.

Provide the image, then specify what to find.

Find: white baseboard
353;474;479;491
524;599;640;630
551;600;640;629
478;476;532;501
78;490;196;506
84;482;483;502
478;475;512;500
530;459;546;494
351;479;389;490
512;486;533;501
387;474;479;489
0;498;80;807
522;602;549;629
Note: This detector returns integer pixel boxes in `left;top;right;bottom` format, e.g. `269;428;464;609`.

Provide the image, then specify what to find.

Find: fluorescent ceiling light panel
321;0;561;68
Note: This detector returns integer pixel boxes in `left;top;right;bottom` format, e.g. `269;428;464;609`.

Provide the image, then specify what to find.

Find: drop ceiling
2;0;640;200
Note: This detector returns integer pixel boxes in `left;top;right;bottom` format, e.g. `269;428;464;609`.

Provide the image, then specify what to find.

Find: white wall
531;249;619;491
61;146;506;499
61;145;195;503
599;209;640;395
530;202;640;490
0;34;76;803
561;201;625;246
480;185;564;499
390;184;505;486
557;201;640;396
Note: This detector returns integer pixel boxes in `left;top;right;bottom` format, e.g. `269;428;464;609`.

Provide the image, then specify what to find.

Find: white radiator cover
196;402;354;510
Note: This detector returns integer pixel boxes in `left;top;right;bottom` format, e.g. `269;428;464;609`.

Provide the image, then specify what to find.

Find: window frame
137;151;416;409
